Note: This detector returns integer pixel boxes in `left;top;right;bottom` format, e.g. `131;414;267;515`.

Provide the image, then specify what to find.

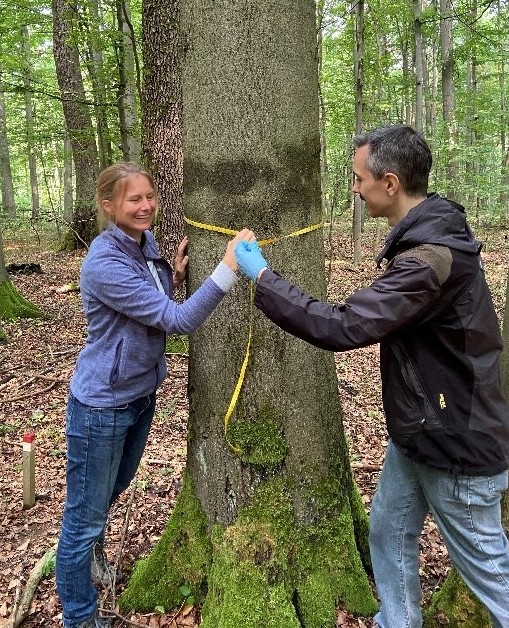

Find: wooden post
22;432;36;509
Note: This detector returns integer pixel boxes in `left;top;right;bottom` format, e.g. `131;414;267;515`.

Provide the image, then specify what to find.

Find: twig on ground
0;381;58;404
144;458;174;465
351;462;381;472
33;374;68;383
7;543;57;628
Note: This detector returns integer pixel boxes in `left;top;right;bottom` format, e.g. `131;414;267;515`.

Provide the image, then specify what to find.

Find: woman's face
103;174;157;243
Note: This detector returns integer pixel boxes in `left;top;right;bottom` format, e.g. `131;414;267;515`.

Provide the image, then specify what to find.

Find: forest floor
0;221;508;628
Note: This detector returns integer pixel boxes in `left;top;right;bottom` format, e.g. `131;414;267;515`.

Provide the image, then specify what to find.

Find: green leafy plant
165;334;189;356
179;584;196;606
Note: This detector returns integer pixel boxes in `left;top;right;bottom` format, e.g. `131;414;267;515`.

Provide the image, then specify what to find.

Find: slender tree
352;0;364;264
413;0;424;132
122;1;377;626
0;70;16;217
439;0;459;199
21;25;40;220
83;0;113;170
116;0;141;163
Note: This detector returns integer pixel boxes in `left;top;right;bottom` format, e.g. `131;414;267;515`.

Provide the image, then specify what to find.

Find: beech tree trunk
52;0;99;249
0;71;16;218
140;0;183;262
122;2;377;627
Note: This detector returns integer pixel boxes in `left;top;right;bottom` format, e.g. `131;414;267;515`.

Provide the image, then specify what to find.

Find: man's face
352;145;392;220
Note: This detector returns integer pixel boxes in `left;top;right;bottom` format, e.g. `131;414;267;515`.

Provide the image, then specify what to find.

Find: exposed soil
1;223;507;627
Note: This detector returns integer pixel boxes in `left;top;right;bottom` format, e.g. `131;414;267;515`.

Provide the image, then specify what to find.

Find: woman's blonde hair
96;162;157;231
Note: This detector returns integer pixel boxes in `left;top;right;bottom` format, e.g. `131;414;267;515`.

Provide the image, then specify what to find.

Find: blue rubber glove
234;240;269;281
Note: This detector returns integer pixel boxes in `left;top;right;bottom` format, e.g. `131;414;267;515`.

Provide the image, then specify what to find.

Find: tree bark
352;0;364;265
0;228;42;330
52;0;100;248
21;26;40;221
0;71;16;218
141;0;183;262
122;2;377;626
116;0;141;163
440;0;460;199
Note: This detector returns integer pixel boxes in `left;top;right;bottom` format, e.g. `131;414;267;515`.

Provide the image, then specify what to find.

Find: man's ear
384;172;400;196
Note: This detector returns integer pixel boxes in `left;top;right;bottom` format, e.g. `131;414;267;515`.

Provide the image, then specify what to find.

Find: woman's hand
222;228;256;271
173;236;189;287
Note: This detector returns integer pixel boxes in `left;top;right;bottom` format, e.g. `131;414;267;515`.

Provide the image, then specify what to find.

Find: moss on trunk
122;473;377;627
120;472;211;611
0;279;43;321
424;569;491;627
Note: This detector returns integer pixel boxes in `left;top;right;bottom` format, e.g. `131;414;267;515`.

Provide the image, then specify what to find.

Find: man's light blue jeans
56;392;156;627
370;440;509;628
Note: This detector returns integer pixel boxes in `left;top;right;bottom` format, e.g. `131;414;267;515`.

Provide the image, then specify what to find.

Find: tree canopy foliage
0;0;508;227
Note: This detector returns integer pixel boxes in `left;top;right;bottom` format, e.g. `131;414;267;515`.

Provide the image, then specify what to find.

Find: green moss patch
0;280;44;320
201;477;377;627
424;569;491;627
120;472;212;612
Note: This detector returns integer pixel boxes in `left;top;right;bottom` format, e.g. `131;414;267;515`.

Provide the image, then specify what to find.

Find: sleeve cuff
210;261;239;292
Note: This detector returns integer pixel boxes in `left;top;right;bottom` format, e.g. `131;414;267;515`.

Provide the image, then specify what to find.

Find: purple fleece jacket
70;224;237;407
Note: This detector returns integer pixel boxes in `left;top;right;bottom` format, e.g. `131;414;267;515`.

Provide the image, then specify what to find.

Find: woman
56;162;253;628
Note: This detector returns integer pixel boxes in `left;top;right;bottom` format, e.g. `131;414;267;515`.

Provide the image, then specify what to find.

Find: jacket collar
104;223;161;261
376;193;482;267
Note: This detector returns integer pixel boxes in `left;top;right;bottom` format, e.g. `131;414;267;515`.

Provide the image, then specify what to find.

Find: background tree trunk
21;26;40;221
116;0;141;163
121;1;377;626
413;0;424;132
0;71;16;218
141;0;183;262
440;0;460;199
52;0;99;248
0;227;42;333
352;0;364;265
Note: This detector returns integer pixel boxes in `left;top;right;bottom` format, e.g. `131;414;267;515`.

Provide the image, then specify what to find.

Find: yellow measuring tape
184;216;323;246
184;215;324;453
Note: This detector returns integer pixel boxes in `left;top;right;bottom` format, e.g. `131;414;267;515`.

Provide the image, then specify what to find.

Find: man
234;125;509;628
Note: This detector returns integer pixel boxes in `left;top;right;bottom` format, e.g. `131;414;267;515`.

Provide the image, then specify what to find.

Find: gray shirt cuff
210;261;239;292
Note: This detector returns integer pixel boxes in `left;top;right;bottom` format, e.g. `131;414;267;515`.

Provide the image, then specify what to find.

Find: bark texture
141;0;183;262
122;2;377;625
52;0;99;248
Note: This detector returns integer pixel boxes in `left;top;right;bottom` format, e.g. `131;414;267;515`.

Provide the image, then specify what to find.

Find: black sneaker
90;542;121;587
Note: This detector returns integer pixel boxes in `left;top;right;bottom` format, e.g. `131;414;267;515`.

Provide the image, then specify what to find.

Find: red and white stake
22;432;36;509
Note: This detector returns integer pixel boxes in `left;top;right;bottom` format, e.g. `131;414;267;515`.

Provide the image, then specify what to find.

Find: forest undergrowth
0;220;508;628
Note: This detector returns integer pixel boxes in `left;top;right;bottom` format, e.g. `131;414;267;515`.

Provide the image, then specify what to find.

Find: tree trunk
440;0;459;199
63;134;73;225
52;0;100;249
141;0;183;262
116;0;141;163
21;26;40;221
0;228;42;333
0;71;16;218
121;1;377;626
85;0;113;170
352;0;364;265
413;0;424;132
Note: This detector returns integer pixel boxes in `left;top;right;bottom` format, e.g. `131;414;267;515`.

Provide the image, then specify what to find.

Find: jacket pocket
386;341;444;436
109;338;124;385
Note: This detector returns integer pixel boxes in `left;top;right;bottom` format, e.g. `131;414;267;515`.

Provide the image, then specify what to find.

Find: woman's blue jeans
56;392;156;627
370;440;509;628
